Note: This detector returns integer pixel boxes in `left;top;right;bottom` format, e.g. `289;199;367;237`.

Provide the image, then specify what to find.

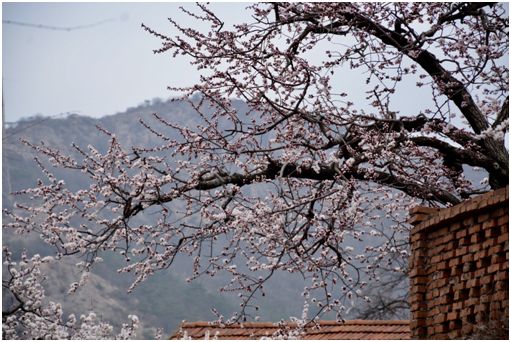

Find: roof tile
170;320;411;340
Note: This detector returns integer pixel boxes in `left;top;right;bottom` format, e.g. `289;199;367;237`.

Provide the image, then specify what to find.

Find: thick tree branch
410;136;493;169
493;96;509;128
152;158;460;209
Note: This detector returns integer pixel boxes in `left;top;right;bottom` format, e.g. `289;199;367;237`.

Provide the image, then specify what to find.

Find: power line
2;18;115;31
2;112;80;141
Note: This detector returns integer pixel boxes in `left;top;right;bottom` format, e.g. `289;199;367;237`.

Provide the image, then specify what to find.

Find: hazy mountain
2;98;308;338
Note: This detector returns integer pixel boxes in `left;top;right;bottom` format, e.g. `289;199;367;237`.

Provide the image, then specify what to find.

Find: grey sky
3;2;507;127
2;2;250;122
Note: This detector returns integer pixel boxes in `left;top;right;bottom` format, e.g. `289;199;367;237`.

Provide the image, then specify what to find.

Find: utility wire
3;112;80;141
2;18;115;31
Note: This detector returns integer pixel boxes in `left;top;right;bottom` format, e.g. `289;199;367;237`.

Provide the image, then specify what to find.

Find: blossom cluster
2;247;139;339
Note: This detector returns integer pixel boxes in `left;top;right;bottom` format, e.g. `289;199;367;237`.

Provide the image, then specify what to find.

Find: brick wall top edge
409;186;509;234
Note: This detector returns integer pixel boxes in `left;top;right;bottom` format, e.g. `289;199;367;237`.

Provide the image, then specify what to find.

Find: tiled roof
169;320;411;340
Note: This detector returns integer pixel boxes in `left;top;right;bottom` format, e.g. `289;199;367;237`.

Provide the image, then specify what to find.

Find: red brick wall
409;187;508;339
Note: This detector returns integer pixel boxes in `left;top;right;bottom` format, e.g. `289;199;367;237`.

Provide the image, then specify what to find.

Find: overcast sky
3;2;508;127
2;2;250;122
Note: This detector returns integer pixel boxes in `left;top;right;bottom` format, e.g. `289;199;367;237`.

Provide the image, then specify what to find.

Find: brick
452;266;464;277
491;253;506;264
478;213;490;223
482;294;493;303
436;278;449;287
433;314;446;324
434;323;448;333
474;250;488;261
410;318;426;328
447;240;460;251
470;233;484;244
411;302;428;311
468;224;482;235
409;268;427;277
411;232;424;243
493;207;506;217
438;234;451;245
431;288;440;298
501;223;509;234
461;324;474;335
489;244;504;254
474;268;487;278
412;248;428;259
456;229;468;239
446;311;459;320
489;301;501;311
412;328;427;339
450;221;461;230
469;243;482;253
429;307;440;316
480;275;494;285
490;310;502;320
466;200;479;212
482;218;498;230
414;310;429;319
410;293;425;303
456;246;469;257
438;288;451;298
441;250;456;260
436;260;449;270
497;233;508;244
453;302;463;310
461;254;474;263
482;238;498;249
409;213;434;225
460;236;471;246
493;291;508;301
475;311;488;322
447;330;461;339
415;284;429;294
469;287;480;297
480;283;494;295
463;217;475;226
485;227;501;239
463;262;476;272
453;282;465;291
413;239;430;249
488;263;506;274
448;257;460;267
466;278;480;288
448;319;462;330
495;271;508;281
465;297;479;307
454;289;470;301
497;215;508;226
411;276;429;285
410;206;441;216
460;306;474;317
431;254;442;264
427;326;435;336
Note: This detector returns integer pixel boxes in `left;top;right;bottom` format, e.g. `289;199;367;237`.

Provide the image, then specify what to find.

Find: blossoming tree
4;2;508;328
2;247;141;339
